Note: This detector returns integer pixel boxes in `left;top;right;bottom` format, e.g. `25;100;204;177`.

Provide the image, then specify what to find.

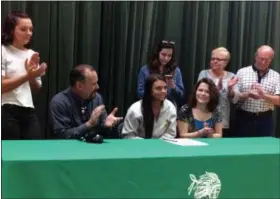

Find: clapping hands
199;122;214;137
104;107;123;128
248;83;265;100
228;77;239;90
25;52;47;80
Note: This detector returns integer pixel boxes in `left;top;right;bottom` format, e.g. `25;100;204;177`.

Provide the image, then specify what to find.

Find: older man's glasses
256;55;272;63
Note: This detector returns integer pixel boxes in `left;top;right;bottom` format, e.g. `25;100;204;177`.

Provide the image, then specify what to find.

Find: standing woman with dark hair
1;11;47;139
137;40;185;110
177;78;223;138
122;74;177;139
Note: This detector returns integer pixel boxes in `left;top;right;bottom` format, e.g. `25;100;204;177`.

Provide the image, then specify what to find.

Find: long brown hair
148;40;176;75
142;74;166;138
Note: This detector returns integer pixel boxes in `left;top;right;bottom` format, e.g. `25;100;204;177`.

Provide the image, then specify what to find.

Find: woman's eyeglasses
162;40;175;46
211;57;227;62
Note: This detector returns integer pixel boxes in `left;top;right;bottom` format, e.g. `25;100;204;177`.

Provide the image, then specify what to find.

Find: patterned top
197;69;238;128
177;104;222;133
235;65;280;112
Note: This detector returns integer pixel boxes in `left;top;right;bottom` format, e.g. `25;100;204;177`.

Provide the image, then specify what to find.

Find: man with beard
49;64;123;139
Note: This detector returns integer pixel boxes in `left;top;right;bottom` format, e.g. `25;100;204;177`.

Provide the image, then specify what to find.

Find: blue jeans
234;110;274;137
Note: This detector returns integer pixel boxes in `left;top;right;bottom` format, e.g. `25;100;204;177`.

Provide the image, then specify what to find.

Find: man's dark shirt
49;88;108;139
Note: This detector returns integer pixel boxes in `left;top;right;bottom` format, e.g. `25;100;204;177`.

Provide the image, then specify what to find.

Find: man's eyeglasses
256;55;272;62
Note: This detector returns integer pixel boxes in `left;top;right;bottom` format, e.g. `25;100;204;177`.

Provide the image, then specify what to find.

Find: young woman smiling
1;11;47;139
177;78;222;138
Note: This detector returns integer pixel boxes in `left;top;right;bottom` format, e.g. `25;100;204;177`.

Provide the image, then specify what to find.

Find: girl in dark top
177;78;223;138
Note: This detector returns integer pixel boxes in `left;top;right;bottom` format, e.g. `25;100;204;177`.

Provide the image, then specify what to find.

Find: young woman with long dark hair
122;74;176;139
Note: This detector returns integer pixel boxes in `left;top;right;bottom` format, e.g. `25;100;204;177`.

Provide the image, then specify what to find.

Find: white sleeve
275;74;280;95
122;107;140;139
161;103;177;139
1;46;7;77
231;69;242;104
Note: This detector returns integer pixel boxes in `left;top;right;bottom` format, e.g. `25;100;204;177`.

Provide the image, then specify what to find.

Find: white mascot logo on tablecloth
187;171;221;199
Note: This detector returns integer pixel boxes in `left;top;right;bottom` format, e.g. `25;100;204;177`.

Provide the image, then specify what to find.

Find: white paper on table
162;138;208;146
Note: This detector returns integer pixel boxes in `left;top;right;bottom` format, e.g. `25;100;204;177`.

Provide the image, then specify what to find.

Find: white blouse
1;45;42;108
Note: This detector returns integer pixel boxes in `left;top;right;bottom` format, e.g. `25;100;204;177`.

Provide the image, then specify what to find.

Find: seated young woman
177;78;223;138
122;74;177;139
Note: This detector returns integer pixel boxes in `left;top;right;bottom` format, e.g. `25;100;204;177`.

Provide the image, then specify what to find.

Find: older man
233;45;280;137
49;64;123;139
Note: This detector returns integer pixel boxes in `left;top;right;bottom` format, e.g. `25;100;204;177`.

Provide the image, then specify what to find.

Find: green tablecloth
2;137;280;198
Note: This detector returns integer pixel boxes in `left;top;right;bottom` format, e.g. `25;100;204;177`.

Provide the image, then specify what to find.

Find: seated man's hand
86;105;105;127
105;107;123;128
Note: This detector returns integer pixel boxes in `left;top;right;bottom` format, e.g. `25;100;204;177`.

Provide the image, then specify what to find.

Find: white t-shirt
1;45;42;108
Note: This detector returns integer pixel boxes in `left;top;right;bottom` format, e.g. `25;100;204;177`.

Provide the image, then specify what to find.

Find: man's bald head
255;45;274;71
256;45;274;58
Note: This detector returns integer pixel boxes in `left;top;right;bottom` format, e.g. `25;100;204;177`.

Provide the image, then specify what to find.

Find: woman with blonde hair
197;47;238;136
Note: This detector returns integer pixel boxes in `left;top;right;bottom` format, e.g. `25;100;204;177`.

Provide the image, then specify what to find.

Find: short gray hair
211;47;231;61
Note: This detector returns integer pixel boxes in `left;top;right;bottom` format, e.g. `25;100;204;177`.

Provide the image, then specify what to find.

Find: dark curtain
1;1;280;138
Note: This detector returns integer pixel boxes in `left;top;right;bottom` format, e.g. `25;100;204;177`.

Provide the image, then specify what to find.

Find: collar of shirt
252;64;270;76
66;87;92;108
252;64;270;83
